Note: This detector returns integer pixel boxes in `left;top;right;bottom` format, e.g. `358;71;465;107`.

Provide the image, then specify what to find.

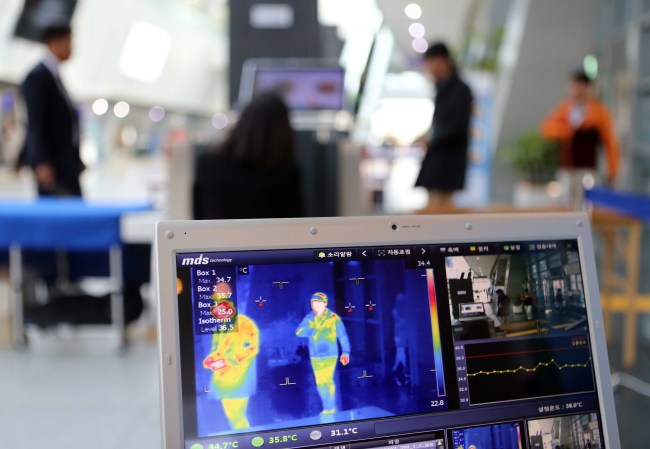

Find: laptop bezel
154;213;620;449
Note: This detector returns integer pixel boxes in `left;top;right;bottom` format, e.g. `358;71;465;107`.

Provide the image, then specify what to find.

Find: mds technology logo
181;254;209;266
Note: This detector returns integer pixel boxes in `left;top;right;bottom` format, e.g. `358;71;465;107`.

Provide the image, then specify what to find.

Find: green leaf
501;131;559;184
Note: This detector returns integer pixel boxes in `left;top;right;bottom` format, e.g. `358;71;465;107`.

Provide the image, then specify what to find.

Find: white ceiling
0;0;477;111
0;0;228;113
375;0;474;61
464;255;499;278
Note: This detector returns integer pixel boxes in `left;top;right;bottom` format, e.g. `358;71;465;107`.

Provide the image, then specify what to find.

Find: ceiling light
92;98;109;116
149;105;166;123
405;3;422;20
211;113;229;129
114;101;130;118
408;22;426;39
412;38;428;54
119;21;171;83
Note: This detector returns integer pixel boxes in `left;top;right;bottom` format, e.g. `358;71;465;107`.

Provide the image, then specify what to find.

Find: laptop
155;213;620;449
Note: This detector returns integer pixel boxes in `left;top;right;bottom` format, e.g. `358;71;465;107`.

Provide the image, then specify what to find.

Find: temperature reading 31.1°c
331;427;358;437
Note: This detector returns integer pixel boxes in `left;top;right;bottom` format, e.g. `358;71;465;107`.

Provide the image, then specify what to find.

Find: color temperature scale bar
426;268;446;397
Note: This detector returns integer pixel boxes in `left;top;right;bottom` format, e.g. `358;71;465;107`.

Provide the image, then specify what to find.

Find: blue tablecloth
586;187;650;221
0;199;152;250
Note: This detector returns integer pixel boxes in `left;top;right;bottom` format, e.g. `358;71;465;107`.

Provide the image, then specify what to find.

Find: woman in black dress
415;42;473;209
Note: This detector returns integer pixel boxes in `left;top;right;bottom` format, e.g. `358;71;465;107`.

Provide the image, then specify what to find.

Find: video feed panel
527;412;602;449
444;242;589;344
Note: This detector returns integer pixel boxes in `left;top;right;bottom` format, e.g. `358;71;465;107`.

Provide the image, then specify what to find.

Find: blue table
585;187;650;221
0;198;151;347
585;188;650;368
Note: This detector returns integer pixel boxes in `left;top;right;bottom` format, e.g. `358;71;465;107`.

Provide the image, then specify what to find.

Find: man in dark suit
415;42;473;209
21;24;82;196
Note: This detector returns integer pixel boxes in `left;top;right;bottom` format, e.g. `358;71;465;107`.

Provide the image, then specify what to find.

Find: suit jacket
415;73;473;191
21;62;81;196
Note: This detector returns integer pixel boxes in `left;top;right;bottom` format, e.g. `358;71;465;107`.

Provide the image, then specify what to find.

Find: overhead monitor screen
253;67;345;111
14;0;77;42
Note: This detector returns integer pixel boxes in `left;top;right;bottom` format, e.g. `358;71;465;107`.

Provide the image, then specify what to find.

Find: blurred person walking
414;42;473;210
193;93;302;219
20;24;82;197
520;288;536;321
540;71;620;209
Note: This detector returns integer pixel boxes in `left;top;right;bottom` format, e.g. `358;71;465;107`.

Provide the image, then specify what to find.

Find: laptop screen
174;239;603;449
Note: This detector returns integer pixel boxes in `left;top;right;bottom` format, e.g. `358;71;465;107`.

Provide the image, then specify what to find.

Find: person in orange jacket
540;71;620;209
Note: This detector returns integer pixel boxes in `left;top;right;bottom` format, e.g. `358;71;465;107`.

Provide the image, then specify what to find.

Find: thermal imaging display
449;421;523;449
174;239;607;449
179;255;449;440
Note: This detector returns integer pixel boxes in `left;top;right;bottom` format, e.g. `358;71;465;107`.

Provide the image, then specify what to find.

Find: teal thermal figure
296;292;350;415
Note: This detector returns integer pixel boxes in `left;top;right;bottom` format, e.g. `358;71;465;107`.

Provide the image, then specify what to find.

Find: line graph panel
465;335;595;405
468;357;592;377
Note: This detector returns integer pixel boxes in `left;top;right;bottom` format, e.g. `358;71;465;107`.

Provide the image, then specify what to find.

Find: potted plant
502;131;560;206
502;131;559;184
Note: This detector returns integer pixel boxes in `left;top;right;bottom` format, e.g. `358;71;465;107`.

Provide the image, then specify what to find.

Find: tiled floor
608;317;650;449
0;342;161;449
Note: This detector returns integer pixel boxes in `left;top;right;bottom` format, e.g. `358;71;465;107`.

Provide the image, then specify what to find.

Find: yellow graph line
467;358;591;377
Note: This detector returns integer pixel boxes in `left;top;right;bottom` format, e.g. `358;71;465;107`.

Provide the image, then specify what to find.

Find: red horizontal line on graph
465;346;586;359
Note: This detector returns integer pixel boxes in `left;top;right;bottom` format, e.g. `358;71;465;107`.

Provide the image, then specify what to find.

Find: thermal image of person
392;293;410;386
296;292;350;415
203;282;259;429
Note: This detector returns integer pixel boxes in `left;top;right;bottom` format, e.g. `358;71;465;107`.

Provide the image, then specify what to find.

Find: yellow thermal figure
311;355;338;414
221;398;250;429
203;281;260;429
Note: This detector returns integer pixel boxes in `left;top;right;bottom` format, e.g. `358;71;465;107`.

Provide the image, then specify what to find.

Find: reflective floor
0;342;161;449
608;317;650;449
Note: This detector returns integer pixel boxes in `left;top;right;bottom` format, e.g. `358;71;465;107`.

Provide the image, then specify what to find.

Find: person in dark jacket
193;93;302;219
415;42;473;209
21;24;82;196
